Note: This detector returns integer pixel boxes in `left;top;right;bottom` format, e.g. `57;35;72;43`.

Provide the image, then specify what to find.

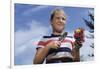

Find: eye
56;17;60;19
62;17;66;20
56;17;66;20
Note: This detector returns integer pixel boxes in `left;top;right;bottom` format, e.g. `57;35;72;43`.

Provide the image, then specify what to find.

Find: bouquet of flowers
74;28;85;49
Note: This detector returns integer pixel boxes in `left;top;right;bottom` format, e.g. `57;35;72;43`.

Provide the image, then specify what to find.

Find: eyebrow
55;16;66;20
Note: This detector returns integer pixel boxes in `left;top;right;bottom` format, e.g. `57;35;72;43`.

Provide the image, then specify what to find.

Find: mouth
57;23;64;27
57;23;64;25
56;24;64;29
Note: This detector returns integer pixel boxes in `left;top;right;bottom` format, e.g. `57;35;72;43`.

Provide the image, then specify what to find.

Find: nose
59;18;63;22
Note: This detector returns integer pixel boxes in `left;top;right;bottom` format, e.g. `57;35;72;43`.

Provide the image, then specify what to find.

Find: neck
52;31;63;35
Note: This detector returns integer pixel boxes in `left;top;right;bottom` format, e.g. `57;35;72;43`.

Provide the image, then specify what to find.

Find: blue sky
15;3;94;32
14;3;94;65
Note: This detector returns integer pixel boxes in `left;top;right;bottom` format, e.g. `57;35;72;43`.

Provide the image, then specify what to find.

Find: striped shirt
37;34;74;62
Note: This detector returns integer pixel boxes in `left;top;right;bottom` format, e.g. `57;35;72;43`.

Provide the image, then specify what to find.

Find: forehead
54;10;66;18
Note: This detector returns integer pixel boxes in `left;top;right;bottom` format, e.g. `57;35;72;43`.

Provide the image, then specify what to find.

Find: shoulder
37;35;54;46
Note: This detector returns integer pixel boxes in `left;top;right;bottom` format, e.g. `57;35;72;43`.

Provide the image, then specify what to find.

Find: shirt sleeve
36;37;46;49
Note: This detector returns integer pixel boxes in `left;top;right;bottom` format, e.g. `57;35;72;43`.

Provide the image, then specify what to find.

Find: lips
57;23;64;26
57;24;64;27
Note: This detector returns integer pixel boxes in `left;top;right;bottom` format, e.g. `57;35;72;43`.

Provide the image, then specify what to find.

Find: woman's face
51;10;66;33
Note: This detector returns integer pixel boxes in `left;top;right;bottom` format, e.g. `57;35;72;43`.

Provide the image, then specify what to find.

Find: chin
56;28;64;33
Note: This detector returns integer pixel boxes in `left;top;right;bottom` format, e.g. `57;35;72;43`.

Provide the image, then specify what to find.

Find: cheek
52;19;57;24
51;20;66;28
51;21;57;26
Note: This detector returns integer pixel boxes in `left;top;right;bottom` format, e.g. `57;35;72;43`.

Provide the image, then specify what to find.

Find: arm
72;41;82;62
72;46;80;62
33;46;50;64
33;41;61;64
72;28;84;62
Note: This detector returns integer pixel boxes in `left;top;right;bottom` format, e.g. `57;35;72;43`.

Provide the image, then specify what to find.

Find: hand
74;28;85;49
46;40;61;49
74;40;82;49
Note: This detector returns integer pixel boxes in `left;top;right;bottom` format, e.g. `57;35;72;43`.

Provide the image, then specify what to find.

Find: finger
52;45;59;49
56;41;61;46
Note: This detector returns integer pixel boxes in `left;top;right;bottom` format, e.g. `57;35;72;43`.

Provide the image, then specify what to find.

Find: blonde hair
50;8;67;21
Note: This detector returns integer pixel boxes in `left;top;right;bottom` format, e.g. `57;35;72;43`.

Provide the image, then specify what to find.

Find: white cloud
14;20;50;65
22;5;49;16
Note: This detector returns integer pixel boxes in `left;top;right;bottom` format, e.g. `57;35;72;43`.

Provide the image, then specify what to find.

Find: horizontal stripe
60;43;73;50
40;37;59;42
43;33;65;38
47;52;73;58
37;35;74;49
37;40;73;49
38;39;73;46
46;52;73;63
39;36;74;43
43;33;73;39
38;40;53;46
48;47;72;55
